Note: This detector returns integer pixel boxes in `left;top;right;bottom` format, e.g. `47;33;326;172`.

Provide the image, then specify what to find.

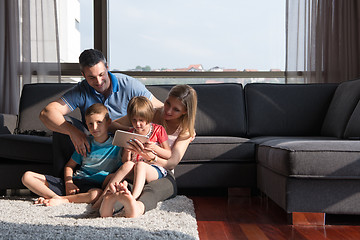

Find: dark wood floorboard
189;195;360;240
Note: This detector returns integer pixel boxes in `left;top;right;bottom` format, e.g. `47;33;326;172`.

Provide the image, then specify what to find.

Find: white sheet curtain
0;0;20;115
0;0;60;115
286;0;360;83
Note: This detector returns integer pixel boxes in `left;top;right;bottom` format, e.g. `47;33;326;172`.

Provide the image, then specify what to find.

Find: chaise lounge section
1;78;360;225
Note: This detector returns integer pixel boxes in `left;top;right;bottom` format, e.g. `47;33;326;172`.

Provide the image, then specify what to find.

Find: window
57;0;93;62
108;0;285;84
59;0;286;84
57;0;94;82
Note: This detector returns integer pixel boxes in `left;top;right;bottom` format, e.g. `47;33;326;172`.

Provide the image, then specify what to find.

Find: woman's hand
143;141;157;152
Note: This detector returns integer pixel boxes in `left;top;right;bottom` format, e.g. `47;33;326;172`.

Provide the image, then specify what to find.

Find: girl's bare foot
115;181;144;218
109;182;117;193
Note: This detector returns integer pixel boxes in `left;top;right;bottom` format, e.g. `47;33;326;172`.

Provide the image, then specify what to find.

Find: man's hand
69;127;90;157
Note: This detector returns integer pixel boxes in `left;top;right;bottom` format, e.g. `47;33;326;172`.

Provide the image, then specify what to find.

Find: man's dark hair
79;49;107;72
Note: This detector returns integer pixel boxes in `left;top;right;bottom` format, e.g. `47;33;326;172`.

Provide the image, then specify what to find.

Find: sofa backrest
147;83;247;137
343;100;360;139
17;83;81;135
244;83;338;137
321;78;360;138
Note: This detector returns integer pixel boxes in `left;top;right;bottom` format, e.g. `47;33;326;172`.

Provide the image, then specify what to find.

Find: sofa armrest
0;113;18;134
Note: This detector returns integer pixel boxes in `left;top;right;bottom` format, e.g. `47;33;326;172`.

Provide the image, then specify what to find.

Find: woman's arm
144;140;171;160
127;133;192;170
108;115;132;133
151;136;192;170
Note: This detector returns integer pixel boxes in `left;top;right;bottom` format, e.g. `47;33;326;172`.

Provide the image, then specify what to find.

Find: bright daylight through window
57;0;285;84
108;0;285;84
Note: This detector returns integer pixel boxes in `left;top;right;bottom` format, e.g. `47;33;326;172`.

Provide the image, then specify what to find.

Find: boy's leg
43;188;103;206
132;162;159;200
21;171;58;200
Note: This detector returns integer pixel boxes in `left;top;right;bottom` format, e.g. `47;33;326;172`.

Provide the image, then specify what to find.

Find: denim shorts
45;175;102;196
151;165;167;179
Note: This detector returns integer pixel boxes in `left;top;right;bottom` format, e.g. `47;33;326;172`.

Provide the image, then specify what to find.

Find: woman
95;84;197;218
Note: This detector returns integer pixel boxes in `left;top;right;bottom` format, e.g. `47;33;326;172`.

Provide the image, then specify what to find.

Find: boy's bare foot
34;197;47;205
42;196;69;206
34;196;67;206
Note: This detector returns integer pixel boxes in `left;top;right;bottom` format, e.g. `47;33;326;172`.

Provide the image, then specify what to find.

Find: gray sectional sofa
1;79;360;224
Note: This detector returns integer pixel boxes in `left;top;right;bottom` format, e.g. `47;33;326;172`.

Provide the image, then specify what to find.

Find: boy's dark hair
79;49;107;72
85;103;110;120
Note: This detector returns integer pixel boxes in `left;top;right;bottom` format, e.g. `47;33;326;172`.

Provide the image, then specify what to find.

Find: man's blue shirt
61;72;153;123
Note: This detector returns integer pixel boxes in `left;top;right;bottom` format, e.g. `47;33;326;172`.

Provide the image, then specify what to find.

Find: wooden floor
189;194;360;240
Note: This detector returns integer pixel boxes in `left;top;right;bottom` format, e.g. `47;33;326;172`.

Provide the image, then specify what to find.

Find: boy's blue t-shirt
61;72;153;123
71;136;122;185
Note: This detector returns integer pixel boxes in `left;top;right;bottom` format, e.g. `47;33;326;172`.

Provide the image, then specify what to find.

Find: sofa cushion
147;83;247;137
0;114;17;134
0;134;52;164
245;83;337;137
251;136;338;145
17;83;81;135
321;78;360;138
257;138;360;178
343;100;360;139
181;136;255;163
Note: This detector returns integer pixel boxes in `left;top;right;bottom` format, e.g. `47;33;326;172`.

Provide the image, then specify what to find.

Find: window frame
61;0;290;82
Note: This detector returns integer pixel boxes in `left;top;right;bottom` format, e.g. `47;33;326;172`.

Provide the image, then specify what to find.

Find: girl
100;96;171;216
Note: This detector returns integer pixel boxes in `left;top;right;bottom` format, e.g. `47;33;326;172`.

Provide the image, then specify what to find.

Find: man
40;49;162;157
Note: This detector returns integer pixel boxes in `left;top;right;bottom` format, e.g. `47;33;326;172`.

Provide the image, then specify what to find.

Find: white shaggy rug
0;195;199;240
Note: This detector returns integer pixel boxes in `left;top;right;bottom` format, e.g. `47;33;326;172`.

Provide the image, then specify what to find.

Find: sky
81;0;285;71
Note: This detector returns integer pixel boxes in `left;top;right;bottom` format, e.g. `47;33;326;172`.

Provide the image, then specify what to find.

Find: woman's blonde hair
127;96;154;123
167;84;197;138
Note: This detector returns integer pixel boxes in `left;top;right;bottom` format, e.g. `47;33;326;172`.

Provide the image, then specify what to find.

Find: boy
22;103;122;206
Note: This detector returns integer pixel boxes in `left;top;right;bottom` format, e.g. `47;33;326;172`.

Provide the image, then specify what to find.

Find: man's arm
39;99;73;134
39;99;90;156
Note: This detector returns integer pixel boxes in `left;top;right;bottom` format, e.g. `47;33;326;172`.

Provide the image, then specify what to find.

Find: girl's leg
132;162;159;199
112;173;176;218
21;171;58;200
107;161;135;193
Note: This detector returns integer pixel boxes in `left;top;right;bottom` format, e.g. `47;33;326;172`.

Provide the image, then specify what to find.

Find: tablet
112;130;149;148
